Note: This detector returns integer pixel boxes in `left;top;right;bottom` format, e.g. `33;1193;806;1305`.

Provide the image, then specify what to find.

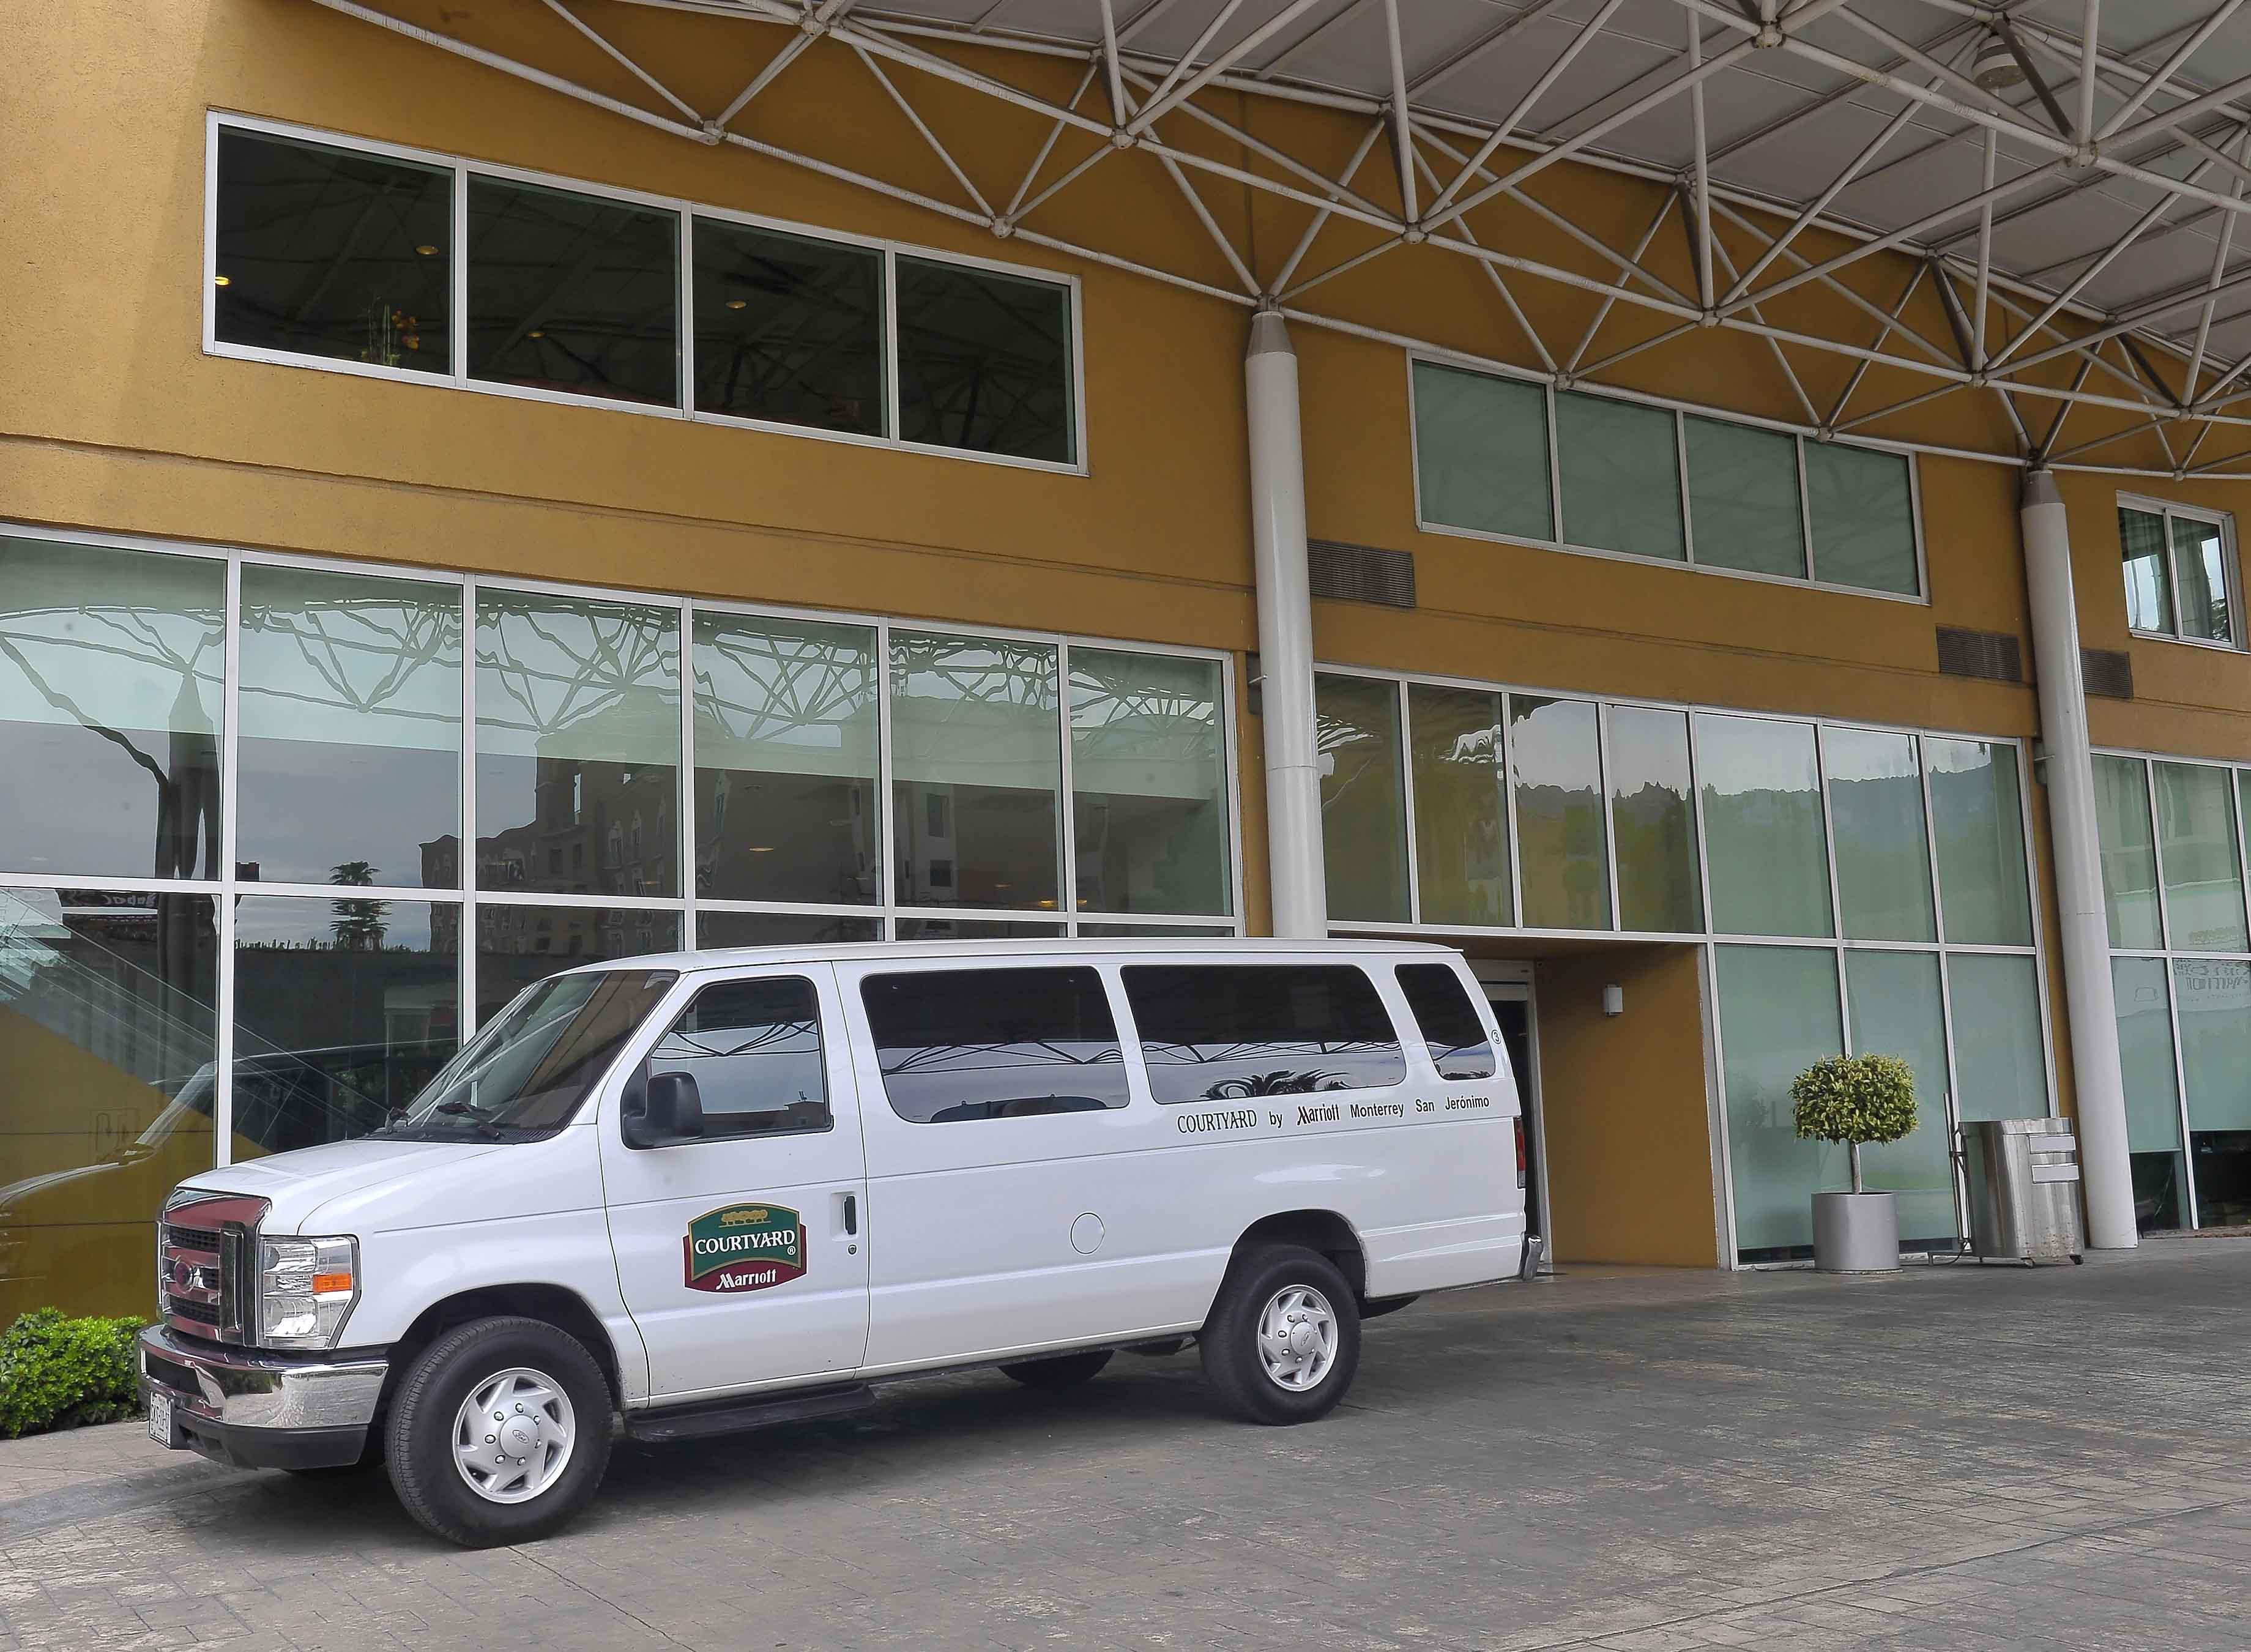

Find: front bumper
138;1324;388;1472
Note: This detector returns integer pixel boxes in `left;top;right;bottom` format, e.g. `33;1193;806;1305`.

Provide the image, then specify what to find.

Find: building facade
8;0;2251;1319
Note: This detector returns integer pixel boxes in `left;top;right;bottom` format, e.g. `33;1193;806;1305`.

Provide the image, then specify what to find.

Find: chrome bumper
140;1323;387;1437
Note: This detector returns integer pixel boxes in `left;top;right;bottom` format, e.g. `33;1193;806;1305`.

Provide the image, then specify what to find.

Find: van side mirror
622;1069;705;1148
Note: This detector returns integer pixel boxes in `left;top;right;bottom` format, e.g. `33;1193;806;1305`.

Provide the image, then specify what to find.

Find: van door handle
842;1193;858;1236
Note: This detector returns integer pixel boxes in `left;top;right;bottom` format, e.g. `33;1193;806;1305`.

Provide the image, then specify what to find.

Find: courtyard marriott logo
683;1203;806;1293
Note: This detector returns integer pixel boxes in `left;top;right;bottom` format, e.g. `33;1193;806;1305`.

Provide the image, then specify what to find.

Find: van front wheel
1200;1245;1361;1425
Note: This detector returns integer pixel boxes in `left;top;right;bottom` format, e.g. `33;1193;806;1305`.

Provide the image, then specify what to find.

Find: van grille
160;1194;269;1345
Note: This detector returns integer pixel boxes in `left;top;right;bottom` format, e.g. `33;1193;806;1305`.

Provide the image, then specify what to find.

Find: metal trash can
1960;1119;2085;1264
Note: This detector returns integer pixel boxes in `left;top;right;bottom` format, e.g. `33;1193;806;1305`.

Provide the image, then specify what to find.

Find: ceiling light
415;244;439;256
726;299;748;310
745;845;774;852
528;329;545;338
1973;32;2024;92
212;274;231;286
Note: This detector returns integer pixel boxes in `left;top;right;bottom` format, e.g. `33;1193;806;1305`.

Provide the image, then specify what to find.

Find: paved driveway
4;1240;2249;1651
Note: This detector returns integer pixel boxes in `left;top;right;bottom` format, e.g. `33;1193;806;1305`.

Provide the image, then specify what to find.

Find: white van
140;939;1530;1546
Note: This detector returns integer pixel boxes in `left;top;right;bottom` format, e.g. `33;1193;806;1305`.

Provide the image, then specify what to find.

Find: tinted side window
648;977;830;1138
1394;964;1499;1080
861;967;1130;1123
1123;965;1407;1103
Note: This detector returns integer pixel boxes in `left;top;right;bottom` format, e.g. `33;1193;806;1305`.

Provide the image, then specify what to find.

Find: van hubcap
453;1367;576;1505
1257;1285;1338;1391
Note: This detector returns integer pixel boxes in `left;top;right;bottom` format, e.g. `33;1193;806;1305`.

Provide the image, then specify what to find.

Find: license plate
146;1390;174;1446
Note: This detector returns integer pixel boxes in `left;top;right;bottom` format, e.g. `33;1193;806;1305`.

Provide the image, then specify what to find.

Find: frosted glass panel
1071;648;1230;917
1408;685;1511;927
2170;515;2234;644
1697;715;1832;937
1948;953;2047;1121
1806;442;1918;595
1510;696;1609;930
2112;956;2181;1152
1607;705;1700;932
1717;945;1843;1256
1316;674;1408;923
1685;417;1804;578
1412;362;1553;541
2175;959;2251;1132
2119;507;2171;633
2154;762;2247;952
2094;754;2161;949
1824;726;1935;942
1555;394;1684;562
1846;949;1958;1243
1927;738;2033;946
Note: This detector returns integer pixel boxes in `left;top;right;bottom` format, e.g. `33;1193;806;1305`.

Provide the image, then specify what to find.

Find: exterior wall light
1602;983;1624;1018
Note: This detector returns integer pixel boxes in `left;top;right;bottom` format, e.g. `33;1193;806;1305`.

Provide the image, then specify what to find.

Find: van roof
557;936;1470;976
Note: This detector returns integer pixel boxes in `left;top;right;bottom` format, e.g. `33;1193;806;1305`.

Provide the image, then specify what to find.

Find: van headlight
256;1237;359;1349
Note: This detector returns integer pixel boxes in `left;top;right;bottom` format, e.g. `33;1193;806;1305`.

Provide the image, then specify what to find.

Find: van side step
625;1383;877;1444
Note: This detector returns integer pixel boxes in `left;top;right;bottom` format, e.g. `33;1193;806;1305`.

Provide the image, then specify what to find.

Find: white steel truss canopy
310;0;2251;477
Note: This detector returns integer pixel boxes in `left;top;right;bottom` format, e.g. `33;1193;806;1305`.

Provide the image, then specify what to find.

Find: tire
1199;1244;1361;1425
383;1317;613;1548
999;1350;1114;1389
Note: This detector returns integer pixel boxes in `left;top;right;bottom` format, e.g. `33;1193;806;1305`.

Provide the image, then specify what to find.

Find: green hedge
0;1309;146;1438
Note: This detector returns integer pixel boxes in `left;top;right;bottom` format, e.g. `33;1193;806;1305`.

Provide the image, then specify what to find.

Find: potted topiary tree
1791;1053;1919;1273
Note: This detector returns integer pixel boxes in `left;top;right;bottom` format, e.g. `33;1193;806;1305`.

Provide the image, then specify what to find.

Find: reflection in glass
2170;515;2233;644
1412;362;1553;541
1696;715;1832;938
890;630;1060;910
2175;958;2251;1226
477;592;680;899
2094;755;2162;948
1076;922;1234;937
693;218;884;435
697;910;882;947
1555;394;1684;561
1947;953;2047;1122
237;565;462;888
2154;762;2248;952
467;176;679;406
214;128;451;373
1927;738;2033;946
694;613;878;906
0;888;216;1321
1511;697;1609;931
649;977;829;1138
0;537;225;880
474;905;679;1026
1071;649;1230;916
1606;705;1699;933
1805;443;1918;595
2112;955;2185;1232
1315;675;1408;923
1823;726;1935;942
2119;507;2172;633
863;968;1128;1122
1124;964;1407;1102
1394;963;1498;1080
1408;685;1511;927
894;918;1063;939
1845;950;1957;1245
895;258;1073;463
231;897;459;1159
1686;417;1804;578
1717;945;1842;1259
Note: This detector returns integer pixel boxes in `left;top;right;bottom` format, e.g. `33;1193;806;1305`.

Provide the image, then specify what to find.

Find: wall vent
1308;539;1416;609
2082;647;2135;700
1935;626;2024;683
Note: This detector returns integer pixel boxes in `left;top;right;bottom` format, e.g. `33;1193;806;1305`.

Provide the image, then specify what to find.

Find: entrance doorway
1476;969;1548;1251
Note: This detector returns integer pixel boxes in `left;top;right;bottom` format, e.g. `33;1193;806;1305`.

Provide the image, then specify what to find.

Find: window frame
637;970;837;1145
2115;493;2243;652
203;110;1088;477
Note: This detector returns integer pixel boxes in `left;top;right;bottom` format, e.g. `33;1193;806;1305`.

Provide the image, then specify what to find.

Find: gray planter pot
1811;1191;1900;1273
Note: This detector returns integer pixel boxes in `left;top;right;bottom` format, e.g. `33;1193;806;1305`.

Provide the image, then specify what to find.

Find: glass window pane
1696;715;1832;938
1076;921;1233;937
1685;418;1804;578
1555;394;1684;562
467;176;679;407
1927;737;2033;947
2094;755;2162;948
0;888;216;1320
2114;955;2186;1232
1845;950;1957;1245
694;612;878;907
2119;507;2173;633
895;917;1063;939
1070;649;1230;917
649;977;829;1139
1315;674;1408;923
1511;696;1609;931
1823;726;1935;942
474;906;680;1025
1393;963;1498;1080
2169;515;2234;644
896;257;1073;463
697;911;881;947
691;217;884;435
863;967;1128;1121
1411;362;1553;541
0;537;225;880
891;631;1061;911
477;592;681;899
2174;959;2251;1226
1716;945;1842;1258
1947;953;2047;1122
1607;705;1700;933
237;565;462;889
1408;685;1511;927
2154;761;2249;951
1805;443;1918;595
1124;964;1407;1101
214;128;451;373
231;896;460;1159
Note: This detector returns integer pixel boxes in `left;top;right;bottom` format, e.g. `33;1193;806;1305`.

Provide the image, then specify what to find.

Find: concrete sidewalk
4;1239;2248;1651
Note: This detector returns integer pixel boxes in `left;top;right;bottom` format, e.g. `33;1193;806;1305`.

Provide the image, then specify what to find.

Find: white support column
1246;310;1327;939
2020;469;2137;1249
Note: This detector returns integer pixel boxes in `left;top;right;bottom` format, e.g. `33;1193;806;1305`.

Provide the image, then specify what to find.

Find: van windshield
373;970;678;1140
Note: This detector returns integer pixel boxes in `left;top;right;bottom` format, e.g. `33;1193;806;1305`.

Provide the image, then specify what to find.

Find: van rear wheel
1200;1244;1361;1425
999;1350;1113;1389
